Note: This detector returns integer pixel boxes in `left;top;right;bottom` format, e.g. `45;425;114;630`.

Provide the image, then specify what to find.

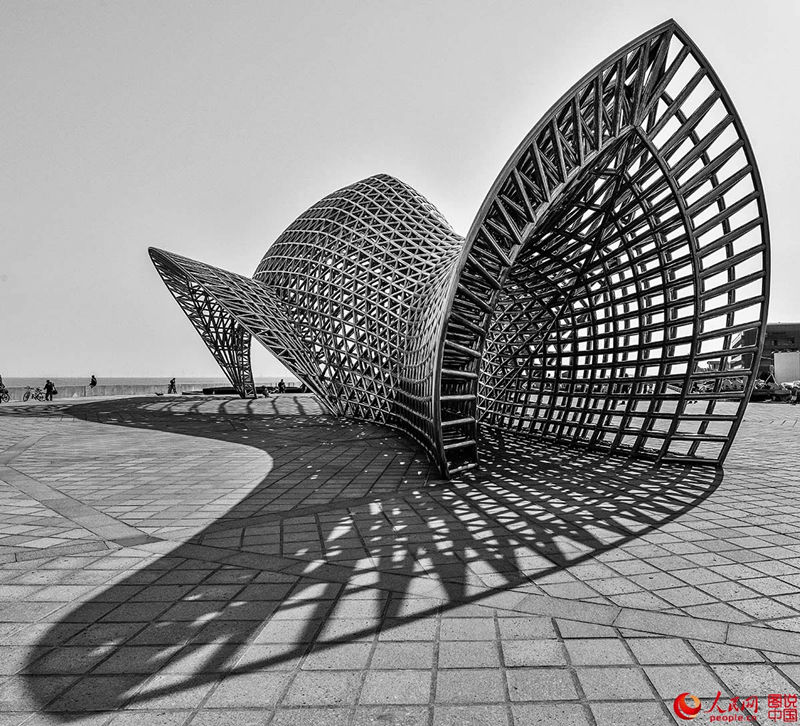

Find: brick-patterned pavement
0;394;798;725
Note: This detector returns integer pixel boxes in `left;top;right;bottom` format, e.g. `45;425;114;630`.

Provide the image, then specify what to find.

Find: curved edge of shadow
17;397;722;719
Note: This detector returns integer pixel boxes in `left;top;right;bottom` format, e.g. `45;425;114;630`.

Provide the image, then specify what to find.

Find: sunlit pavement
0;394;798;725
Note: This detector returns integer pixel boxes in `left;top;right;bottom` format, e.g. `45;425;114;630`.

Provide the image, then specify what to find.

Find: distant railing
1;383;253;401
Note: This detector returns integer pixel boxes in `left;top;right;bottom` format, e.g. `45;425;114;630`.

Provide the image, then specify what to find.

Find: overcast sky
1;0;797;378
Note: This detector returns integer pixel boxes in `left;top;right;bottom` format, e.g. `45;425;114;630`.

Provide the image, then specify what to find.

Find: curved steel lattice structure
150;20;769;478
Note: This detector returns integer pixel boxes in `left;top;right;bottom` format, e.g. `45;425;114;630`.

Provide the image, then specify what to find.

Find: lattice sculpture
150;20;769;478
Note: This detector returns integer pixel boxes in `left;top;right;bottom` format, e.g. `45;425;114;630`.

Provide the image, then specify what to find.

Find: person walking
44;379;55;401
168;378;177;394
278;378;286;394
89;374;97;388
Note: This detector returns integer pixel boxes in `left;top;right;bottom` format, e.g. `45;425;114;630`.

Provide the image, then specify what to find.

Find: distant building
741;323;800;378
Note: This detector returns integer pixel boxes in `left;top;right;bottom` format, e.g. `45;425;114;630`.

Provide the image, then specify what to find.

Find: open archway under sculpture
150;20;769;478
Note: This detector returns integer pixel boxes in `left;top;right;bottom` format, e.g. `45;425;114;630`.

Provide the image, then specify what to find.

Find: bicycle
23;386;45;402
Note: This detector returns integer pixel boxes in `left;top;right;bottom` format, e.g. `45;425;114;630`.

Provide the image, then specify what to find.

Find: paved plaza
0;394;798;725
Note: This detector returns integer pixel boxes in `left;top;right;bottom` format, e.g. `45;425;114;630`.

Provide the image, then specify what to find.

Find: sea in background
3;376;300;389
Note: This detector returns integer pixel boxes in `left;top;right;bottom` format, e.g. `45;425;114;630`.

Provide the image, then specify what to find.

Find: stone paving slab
0;394;797;724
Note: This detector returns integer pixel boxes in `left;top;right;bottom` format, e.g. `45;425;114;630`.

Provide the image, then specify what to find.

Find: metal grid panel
253;175;464;454
437;20;769;474
149;251;257;398
149;249;333;404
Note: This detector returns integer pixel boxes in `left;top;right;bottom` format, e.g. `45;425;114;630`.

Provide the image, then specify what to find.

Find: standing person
278;378;286;394
168;378;177;394
44;379;55;401
89;374;97;388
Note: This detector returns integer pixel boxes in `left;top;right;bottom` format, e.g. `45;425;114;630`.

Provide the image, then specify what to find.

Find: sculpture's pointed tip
148;246;170;261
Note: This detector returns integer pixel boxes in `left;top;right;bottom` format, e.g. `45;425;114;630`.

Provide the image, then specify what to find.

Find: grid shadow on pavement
0;396;721;720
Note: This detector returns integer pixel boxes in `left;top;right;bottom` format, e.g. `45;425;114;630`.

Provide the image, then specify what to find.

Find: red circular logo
674;693;702;720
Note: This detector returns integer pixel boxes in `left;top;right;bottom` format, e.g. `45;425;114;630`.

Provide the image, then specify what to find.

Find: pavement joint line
0;434;46;465
12;539;118;561
1;533;164;562
0;464;150;542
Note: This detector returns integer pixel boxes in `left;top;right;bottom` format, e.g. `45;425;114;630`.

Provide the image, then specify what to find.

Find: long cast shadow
7;396;721;717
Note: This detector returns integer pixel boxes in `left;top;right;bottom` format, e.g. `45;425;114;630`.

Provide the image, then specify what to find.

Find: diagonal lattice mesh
252;175;464;451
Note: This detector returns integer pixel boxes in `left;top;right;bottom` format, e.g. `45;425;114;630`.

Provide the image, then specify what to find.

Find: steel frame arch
150;20;769;479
